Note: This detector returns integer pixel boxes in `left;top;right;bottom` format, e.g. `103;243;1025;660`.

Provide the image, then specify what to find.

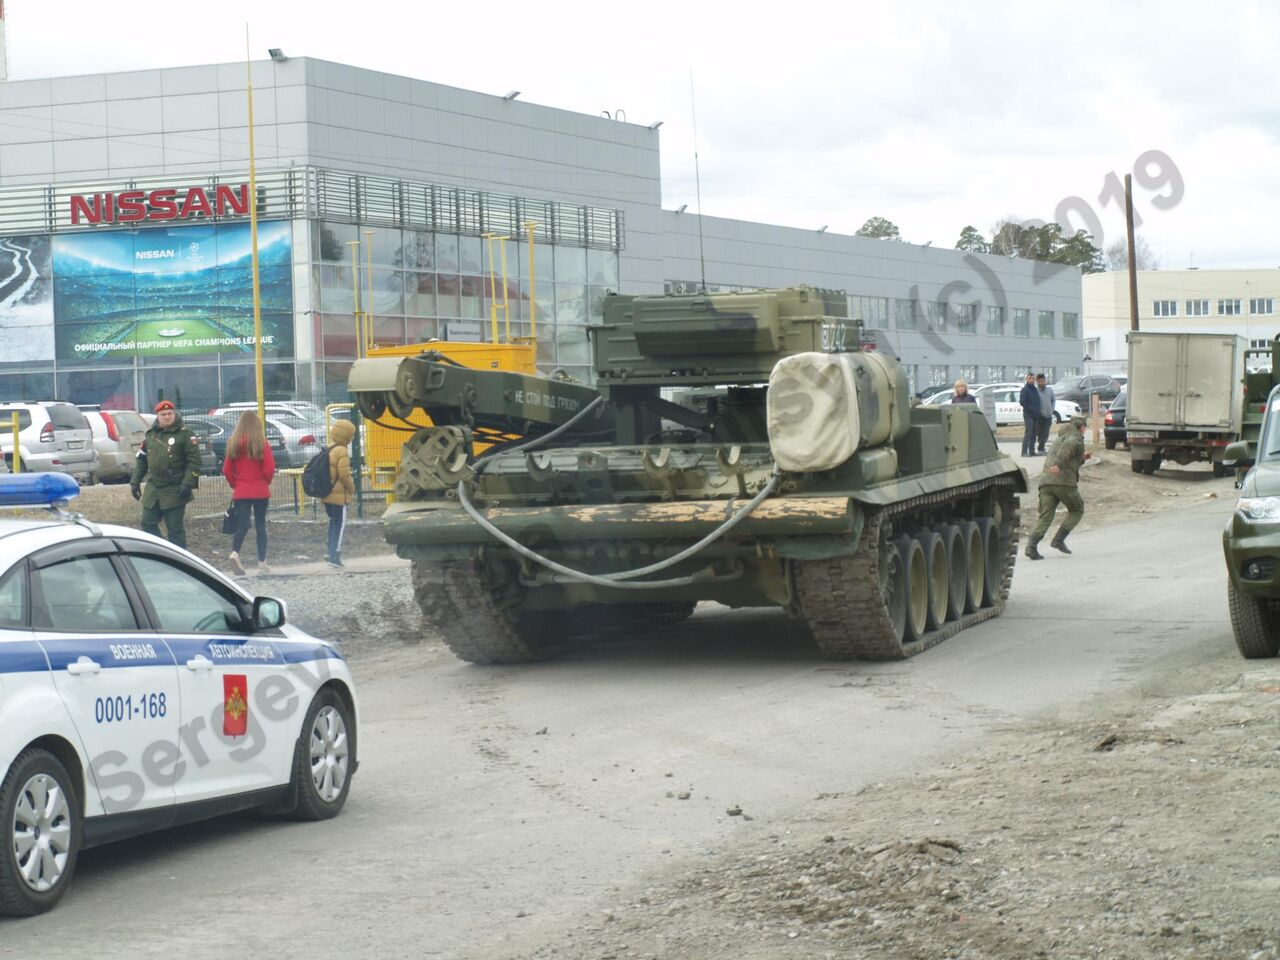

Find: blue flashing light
0;473;81;507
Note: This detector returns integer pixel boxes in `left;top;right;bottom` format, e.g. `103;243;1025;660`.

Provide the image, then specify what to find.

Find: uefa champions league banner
0;221;294;363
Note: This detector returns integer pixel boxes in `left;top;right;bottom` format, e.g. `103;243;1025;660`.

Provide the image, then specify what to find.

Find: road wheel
1213;461;1231;478
976;518;1000;607
1130;458;1143;474
918;530;948;632
1105;435;1117;450
961;520;985;613
1150;455;1163;474
940;524;967;621
896;536;929;644
1228;580;1280;659
289;689;355;821
0;749;81;916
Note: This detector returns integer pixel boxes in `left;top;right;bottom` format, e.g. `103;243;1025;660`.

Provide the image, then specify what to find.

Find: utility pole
1125;173;1139;332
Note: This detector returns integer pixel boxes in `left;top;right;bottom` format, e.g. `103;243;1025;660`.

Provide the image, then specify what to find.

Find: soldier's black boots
1024;537;1043;560
1050;534;1072;555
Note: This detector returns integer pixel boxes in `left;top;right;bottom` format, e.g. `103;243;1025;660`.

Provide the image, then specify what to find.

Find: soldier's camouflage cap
1070;413;1088;427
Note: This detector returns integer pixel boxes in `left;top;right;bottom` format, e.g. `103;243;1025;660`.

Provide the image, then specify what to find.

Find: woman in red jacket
222;410;276;576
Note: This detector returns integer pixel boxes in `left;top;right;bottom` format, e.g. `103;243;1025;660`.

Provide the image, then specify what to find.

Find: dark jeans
1036;417;1053;453
141;502;187;550
1022;413;1038;455
231;497;269;562
325;503;346;560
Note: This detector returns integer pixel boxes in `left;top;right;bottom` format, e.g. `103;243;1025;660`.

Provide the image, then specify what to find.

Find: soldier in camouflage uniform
130;400;202;549
1026;412;1091;560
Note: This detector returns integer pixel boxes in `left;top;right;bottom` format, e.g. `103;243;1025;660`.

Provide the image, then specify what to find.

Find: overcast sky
8;0;1278;270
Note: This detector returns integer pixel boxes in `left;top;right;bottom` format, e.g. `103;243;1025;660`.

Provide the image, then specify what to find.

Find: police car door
30;542;180;816
117;546;294;804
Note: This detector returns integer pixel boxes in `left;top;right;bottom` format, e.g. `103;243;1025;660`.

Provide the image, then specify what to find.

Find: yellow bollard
10;413;19;473
295;474;304;517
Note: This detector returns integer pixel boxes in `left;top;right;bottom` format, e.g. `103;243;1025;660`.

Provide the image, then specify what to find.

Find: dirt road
2;483;1267;959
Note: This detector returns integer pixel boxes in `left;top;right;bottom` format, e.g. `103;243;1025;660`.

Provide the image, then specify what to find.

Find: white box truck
1126;331;1245;476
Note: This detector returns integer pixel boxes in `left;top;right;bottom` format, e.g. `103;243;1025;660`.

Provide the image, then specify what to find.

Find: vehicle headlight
1237;497;1280;522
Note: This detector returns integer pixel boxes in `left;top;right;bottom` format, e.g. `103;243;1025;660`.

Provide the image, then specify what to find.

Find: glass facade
314;222;616;400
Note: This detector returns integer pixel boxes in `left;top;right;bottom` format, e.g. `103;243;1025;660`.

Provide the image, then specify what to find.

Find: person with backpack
222;410;276;576
320;419;356;568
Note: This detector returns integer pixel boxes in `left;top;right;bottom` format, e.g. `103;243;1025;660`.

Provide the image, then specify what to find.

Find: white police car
0;474;358;915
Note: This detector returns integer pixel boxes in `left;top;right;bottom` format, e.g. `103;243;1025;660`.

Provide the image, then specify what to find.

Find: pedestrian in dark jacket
131;400;201;549
1019;372;1040;456
950;378;978;404
222;410;276;576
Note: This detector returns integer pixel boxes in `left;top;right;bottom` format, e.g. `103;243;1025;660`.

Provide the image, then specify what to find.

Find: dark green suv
1223;386;1280;658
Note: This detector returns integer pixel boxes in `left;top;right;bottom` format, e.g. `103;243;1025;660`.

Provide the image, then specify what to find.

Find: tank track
412;561;697;664
793;477;1020;661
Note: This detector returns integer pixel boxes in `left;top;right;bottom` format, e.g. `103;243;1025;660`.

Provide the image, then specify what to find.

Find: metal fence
181;403;388;523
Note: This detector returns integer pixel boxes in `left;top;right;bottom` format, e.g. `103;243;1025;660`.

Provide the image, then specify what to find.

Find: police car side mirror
252;596;287;630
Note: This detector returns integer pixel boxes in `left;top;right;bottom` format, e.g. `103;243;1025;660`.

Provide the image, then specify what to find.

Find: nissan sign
69;184;251;225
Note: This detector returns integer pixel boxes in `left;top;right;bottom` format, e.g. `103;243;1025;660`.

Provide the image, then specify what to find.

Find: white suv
0;402;100;482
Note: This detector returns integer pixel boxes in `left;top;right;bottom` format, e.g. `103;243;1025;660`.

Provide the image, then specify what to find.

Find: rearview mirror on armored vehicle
1223;441;1253;468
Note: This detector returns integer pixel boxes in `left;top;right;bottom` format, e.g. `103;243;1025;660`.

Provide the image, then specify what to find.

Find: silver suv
0;402;100;482
79;407;149;483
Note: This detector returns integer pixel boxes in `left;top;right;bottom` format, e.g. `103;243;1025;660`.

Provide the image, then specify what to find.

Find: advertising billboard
0;220;293;364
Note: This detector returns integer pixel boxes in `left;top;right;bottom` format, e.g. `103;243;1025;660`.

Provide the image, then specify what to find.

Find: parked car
209;408;323;468
215;401;328;437
976;385;1082;425
1051;374;1125;409
79;408;148;483
1104;389;1127;449
0;402;100;482
922;384;986;405
186;415;288;473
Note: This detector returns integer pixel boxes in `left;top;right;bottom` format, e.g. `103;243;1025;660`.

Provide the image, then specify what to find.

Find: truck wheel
1213;461;1231;478
1150;455;1163;474
1130;458;1143;474
1228;580;1280;658
1105;436;1117;450
0;749;81;916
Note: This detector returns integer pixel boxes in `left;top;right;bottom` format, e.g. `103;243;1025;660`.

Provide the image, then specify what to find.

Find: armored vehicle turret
348;287;1028;663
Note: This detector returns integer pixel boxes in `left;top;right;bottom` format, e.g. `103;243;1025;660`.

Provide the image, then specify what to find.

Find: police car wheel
290;690;354;821
0;749;82;916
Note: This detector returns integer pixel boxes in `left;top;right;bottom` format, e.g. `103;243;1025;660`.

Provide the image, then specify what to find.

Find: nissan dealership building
0;56;1083;410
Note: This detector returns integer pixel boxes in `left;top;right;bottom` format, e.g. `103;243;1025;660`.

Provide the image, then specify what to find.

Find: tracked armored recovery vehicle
348;287;1028;663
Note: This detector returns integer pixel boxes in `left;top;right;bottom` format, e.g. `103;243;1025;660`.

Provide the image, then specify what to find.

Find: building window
986;306;1005;335
986;365;1005;383
1251;298;1274;316
926;301;946;331
960;365;978;382
1062;312;1079;338
1013;308;1030;337
902;364;918;393
1186;299;1210;317
893;298;918;331
850;295;889;330
1038;310;1054;338
1153;300;1177;317
929;365;949;387
952;302;978;334
1044;367;1056;383
1250;338;1273;350
1218;298;1241;316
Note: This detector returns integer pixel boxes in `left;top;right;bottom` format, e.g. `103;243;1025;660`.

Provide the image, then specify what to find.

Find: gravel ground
262;566;430;653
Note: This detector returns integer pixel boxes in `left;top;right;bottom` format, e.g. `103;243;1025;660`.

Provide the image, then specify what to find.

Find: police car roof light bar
0;473;81;507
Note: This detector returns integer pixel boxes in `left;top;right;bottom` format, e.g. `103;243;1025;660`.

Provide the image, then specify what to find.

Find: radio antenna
690;71;708;294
